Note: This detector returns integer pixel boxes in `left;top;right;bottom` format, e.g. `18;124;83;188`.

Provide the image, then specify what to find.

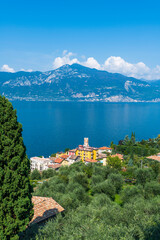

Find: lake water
12;101;160;158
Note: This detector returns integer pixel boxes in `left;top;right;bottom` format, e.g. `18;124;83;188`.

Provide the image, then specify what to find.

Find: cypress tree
0;96;33;240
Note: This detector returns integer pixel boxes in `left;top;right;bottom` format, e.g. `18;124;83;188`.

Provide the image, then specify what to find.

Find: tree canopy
23;160;160;240
0;96;33;240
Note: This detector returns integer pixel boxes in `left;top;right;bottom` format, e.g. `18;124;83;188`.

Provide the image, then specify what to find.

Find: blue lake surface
12;102;160;158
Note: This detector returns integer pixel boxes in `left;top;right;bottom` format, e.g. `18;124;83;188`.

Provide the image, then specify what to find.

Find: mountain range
0;63;160;102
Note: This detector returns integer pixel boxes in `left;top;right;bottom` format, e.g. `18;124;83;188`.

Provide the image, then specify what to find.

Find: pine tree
128;158;133;167
0;96;33;240
130;132;136;145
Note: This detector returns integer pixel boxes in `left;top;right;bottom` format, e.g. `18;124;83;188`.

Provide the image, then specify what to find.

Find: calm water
12;102;160;158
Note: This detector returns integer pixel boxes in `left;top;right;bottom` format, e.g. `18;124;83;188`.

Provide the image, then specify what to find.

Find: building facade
30;157;53;171
75;138;98;161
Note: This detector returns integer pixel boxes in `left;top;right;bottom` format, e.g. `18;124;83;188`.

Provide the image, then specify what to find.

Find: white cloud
20;68;33;72
1;64;15;73
53;52;101;70
83;57;101;70
103;56;150;79
3;52;159;80
52;51;160;80
53;51;79;69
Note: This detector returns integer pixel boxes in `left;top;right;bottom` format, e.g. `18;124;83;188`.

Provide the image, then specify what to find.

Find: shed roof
30;196;64;225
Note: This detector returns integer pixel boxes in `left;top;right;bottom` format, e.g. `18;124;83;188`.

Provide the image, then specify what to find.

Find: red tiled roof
146;155;160;162
30;196;64;225
54;158;63;164
69;149;76;152
85;159;98;163
111;154;123;160
48;164;62;169
60;154;68;159
99;147;112;150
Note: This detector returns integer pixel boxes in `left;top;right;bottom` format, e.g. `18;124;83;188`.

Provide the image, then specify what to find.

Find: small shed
30;196;64;225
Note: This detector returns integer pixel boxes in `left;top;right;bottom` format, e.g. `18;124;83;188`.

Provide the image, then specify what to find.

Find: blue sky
1;0;160;79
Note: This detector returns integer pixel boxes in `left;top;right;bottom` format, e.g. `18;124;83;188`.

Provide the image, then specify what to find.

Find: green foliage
50;153;56;157
92;180;116;200
128;158;133;167
121;185;143;203
41;168;56;179
131;132;136;145
149;160;160;177
114;194;122;205
64;148;70;152
91;194;112;207
113;133;160;157
108;173;123;193
34;196;160;240
91;174;104;185
31;169;41;180
69;172;89;190
144;181;160;199
107;156;122;170
110;141;114;149
0;96;33;239
135;168;155;186
82;163;94;178
123;135;130;145
23;159;160;240
121;166;137;179
30;180;38;188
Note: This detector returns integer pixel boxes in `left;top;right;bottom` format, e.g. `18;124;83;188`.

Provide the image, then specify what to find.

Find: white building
30;157;53;171
66;155;81;165
98;147;112;154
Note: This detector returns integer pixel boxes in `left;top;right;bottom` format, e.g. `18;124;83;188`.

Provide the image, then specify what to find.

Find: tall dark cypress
0;96;33;240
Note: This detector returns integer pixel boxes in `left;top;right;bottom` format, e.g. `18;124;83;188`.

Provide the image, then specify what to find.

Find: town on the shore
30;137;160;173
30;138;124;172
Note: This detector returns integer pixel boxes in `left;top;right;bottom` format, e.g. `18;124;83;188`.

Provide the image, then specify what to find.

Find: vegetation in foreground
25;155;160;240
0;96;33;240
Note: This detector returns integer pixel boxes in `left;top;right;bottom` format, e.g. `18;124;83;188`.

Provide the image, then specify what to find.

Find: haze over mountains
0;63;160;102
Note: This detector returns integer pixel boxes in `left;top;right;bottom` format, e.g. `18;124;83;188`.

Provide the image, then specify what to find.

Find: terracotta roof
69;149;76;152
49;157;56;161
60;154;68;159
85;159;98;163
111;154;123;160
99;147;112;150
69;155;79;160
54;158;63;164
146;155;160;162
30;196;64;225
48;164;62;169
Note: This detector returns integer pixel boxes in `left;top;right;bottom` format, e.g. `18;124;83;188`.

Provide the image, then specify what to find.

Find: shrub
92;180;116;200
108;173;123;193
121;185;143;203
30;169;41;180
135;168;155;186
42;168;56;179
144;181;160;198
